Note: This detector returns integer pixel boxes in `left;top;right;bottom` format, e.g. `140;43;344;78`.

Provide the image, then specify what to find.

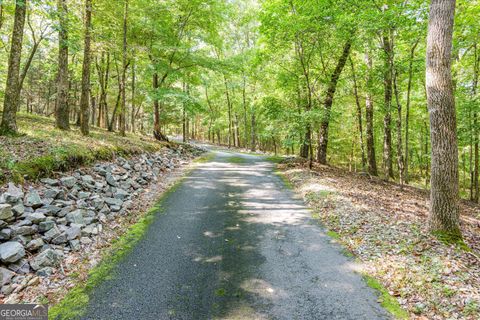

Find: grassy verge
0;112;169;184
48;177;184;320
364;276;409;319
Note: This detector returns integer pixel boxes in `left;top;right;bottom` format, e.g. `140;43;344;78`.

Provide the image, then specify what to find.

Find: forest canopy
0;0;476;236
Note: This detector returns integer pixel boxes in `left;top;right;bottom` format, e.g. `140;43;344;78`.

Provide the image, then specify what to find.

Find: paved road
82;151;389;320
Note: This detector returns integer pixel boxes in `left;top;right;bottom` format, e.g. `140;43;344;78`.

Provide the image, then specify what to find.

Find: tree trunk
119;0;128;136
393;69;405;184
79;0;92;136
317;39;352;164
382;32;394;179
426;0;460;237
405;39;419;184
365;50;378;176
55;0;70;130
250;112;256;152
0;0;27;135
350;57;366;171
152;72;168;141
223;75;232;148
131;59;136;133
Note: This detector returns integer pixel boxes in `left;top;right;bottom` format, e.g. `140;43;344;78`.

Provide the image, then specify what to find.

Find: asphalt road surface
82;151;390;320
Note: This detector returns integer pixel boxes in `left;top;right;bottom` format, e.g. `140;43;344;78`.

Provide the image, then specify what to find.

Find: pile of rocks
0;145;204;296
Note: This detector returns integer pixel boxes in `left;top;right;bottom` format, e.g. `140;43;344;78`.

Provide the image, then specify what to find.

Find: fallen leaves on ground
279;160;480;320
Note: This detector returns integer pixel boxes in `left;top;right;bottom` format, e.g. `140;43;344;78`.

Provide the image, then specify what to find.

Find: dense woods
0;0;477;236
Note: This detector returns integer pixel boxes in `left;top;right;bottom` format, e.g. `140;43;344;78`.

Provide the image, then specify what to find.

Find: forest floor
0;112;166;183
278;159;480;320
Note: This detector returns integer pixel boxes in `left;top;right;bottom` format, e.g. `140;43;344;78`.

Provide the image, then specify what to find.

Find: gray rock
12;203;25;216
0;267;14;286
106;174;117;187
57;206;72;218
82;224;99;236
7;258;30;274
4;183;24;203
81;175;95;184
42;198;54;206
1;284;14;295
43;226;61;241
41;178;60;186
52;233;68;244
38;221;55;233
0;228;12;241
24;189;43;209
0;242;25;263
92;198;105;210
0;220;6;228
41;205;61;216
66;210;85;225
36;267;54;277
69;240;81;251
43;188;59;199
0;204;13;220
78;191;91;199
11;234;31;246
26;238;44;251
105;197;123;207
26;212;46;224
114;189;129;200
60;176;76;188
65;226;81;240
30;249;63;271
12;225;36;236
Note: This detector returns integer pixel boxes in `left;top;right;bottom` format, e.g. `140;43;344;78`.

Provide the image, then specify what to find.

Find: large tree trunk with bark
426;0;461;237
0;0;27;135
79;0;92;136
55;0;70;130
317;40;351;164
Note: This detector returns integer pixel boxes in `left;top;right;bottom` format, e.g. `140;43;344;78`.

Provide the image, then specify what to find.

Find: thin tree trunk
393;69;405;184
79;0;92;136
350;56;366;170
131;59;136;132
223;75;232;148
119;0;128;136
405;39;419;183
250;112;256;152
0;0;27;135
382;32;394;179
426;0;460;237
152;72;168;141
55;0;69;130
317;39;352;164
365;50;378;176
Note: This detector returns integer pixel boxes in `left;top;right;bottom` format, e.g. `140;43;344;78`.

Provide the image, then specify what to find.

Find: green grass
227;156;248;164
326;230;340;240
265;155;284;163
364;275;409;319
194;152;216;163
0;112;169;184
48;178;184;320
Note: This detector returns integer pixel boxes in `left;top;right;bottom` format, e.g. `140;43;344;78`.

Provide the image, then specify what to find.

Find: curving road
82;151;389;320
